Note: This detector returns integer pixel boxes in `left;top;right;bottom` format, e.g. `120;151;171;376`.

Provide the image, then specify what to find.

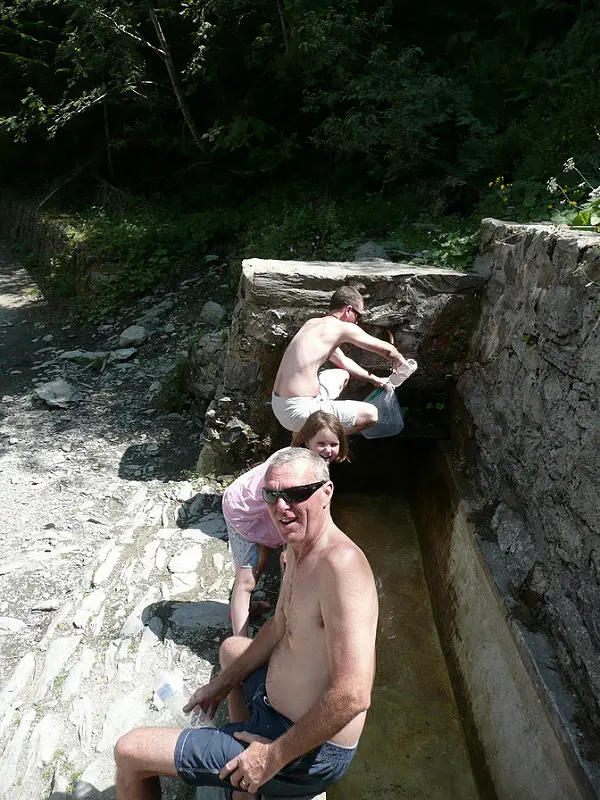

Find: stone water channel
329;487;481;800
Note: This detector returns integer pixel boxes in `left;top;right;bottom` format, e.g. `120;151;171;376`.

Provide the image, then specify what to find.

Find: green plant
54;672;66;690
546;148;600;229
239;195;359;262
67;767;82;793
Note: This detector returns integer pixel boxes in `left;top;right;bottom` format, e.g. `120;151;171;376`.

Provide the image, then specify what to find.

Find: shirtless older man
272;284;408;433
114;448;378;799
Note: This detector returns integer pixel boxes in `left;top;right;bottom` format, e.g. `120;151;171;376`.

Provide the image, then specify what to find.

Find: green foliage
233;191;481;282
545;148;600;230
425;230;480;271
19;195;240;319
2;0;598;196
3;0;600;303
478;177;552;223
239;196;357;262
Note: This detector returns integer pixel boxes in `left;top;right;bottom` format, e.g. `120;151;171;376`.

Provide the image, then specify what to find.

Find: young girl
221;411;349;637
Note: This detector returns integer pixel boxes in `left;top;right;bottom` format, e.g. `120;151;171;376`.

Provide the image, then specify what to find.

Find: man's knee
219;635;252;668
114;726;180;778
353;404;378;431
114;728;142;767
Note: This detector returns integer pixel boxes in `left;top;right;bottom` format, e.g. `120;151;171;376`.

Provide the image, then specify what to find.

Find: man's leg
321;398;378;433
219;636;256;800
318;368;349;400
351;401;378;433
115;727;180;800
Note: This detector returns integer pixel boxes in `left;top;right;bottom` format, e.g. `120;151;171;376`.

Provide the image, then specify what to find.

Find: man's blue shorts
174;665;356;797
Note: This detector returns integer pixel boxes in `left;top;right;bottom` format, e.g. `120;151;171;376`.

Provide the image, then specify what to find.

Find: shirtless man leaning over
114;448;379;799
272;284;408;432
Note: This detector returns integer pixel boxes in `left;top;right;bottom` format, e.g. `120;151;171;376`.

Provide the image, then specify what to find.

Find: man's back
273;316;355;398
266;525;379;747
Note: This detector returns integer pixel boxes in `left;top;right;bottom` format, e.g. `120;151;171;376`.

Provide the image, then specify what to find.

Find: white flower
590;186;600;200
563;157;576;172
547;177;559;193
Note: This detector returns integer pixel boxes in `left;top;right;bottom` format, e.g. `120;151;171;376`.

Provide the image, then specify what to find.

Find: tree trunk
148;7;205;153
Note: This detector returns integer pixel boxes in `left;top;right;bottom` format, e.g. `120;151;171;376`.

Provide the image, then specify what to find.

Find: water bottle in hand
388;359;417;388
154;671;215;728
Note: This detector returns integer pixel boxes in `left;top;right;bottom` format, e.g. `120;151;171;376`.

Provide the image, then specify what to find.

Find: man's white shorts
271;370;360;431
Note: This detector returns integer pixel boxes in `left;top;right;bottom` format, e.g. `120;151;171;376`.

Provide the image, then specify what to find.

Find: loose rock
34;378;80;408
118;325;149;348
199;301;226;327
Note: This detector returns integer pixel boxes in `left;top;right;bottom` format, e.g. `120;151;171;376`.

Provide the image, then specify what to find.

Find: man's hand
219;732;279;794
182;677;228;720
390;351;410;373
369;374;388;389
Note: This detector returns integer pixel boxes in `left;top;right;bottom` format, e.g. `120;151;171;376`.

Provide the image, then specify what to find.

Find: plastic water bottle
387;358;417;389
154;671;215;728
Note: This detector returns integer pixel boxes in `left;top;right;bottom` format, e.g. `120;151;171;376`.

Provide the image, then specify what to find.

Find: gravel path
0;244;243;800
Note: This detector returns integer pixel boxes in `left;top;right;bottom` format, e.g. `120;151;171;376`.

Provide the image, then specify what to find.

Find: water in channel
328;492;481;800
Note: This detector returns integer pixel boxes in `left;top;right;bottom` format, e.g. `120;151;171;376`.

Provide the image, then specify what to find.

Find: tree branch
275;0;289;54
95;9;165;57
36;156;96;211
148;7;204;152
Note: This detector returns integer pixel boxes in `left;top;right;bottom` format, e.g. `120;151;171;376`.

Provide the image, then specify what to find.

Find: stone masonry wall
457;219;600;735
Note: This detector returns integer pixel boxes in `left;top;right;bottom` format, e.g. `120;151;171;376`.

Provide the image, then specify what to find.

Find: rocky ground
0;243;262;800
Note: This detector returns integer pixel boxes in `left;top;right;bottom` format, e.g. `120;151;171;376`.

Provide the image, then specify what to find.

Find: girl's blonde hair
291;411;350;463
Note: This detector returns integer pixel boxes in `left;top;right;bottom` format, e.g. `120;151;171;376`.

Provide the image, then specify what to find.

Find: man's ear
323;480;334;505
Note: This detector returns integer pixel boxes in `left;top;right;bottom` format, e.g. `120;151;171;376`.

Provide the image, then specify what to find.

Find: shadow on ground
117;440;200;483
142;600;229;664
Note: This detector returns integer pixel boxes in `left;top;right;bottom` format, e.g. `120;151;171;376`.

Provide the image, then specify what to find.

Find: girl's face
306;427;340;463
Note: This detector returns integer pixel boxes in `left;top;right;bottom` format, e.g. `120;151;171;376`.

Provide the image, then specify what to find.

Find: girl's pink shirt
221;452;284;548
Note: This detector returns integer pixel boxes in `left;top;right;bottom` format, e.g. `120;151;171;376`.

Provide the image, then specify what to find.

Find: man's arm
185;602;285;717
336;321;407;371
222;545;378;791
329;347;387;387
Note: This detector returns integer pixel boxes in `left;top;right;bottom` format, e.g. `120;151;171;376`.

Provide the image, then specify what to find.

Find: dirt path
0;244;241;799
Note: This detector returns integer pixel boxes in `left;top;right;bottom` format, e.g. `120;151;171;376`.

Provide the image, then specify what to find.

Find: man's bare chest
281;564;324;637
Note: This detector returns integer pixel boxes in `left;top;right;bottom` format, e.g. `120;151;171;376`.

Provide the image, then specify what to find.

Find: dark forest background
2;0;599;314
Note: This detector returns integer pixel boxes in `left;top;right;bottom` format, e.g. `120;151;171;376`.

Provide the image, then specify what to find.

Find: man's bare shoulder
316;531;375;585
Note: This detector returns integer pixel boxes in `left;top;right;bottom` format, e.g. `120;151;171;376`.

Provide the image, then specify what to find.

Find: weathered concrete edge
243;256;475;278
414;444;600;800
241;258;485;299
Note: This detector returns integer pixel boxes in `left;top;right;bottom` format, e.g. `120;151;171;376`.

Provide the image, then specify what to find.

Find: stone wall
456;219;600;740
198;258;484;473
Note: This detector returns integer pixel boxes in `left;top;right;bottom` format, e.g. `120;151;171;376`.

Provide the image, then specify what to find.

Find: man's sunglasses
262;480;327;505
349;306;363;321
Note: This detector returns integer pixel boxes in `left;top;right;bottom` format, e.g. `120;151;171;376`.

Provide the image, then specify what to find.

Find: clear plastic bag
361;384;405;439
